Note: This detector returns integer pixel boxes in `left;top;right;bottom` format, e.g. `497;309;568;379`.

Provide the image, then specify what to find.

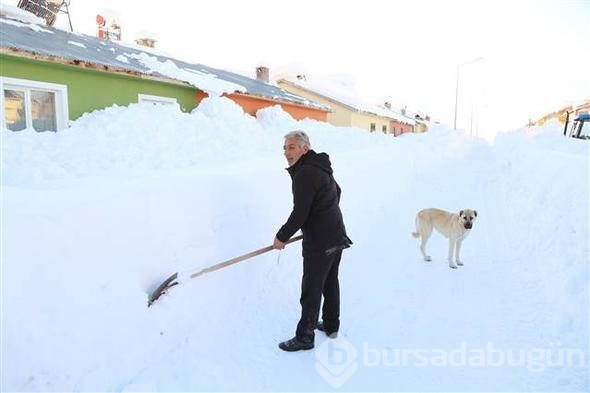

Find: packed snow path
2;103;588;391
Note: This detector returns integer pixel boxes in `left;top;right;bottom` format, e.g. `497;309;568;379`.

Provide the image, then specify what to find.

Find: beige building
277;77;415;135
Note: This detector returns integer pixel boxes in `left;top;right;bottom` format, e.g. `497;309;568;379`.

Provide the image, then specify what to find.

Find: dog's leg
456;239;464;266
418;223;432;262
448;238;458;269
420;228;432;262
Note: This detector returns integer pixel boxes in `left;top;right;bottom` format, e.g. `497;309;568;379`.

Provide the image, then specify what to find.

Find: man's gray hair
284;130;311;148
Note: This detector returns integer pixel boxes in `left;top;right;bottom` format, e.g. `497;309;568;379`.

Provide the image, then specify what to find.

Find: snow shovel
147;234;303;307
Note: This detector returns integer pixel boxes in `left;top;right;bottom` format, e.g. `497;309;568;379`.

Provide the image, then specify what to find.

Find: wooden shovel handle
148;234;302;306
190;234;303;278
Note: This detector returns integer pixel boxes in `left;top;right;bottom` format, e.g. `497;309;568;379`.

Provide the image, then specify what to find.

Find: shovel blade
147;272;179;307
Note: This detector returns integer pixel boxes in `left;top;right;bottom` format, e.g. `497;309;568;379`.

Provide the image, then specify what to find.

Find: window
382;125;387;133
138;94;178;106
1;77;68;132
370;123;376;132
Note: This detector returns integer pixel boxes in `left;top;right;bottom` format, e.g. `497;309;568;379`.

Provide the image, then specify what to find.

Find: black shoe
316;322;338;338
278;336;314;352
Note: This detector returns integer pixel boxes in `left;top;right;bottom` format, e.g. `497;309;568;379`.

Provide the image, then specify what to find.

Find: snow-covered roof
279;76;416;125
0;13;329;110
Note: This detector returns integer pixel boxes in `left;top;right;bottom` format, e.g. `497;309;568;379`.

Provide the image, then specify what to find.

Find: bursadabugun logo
314;335;358;387
313;339;586;388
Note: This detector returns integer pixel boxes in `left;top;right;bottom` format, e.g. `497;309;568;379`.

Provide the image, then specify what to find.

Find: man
273;130;352;352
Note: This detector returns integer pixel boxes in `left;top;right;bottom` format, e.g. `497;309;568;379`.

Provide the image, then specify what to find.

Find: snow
113;39;175;59
0;15;52;34
1;99;588;391
115;54;129;64
67;40;86;48
0;3;45;26
281;74;416;125
133;30;158;41
126;52;245;97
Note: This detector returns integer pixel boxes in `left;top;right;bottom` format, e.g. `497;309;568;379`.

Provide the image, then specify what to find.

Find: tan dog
412;208;477;269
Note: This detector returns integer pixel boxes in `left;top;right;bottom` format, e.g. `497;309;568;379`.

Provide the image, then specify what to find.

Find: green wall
0;54;199;120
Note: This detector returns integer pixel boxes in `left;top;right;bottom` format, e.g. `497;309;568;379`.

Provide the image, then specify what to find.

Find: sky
2;97;588;391
5;0;590;136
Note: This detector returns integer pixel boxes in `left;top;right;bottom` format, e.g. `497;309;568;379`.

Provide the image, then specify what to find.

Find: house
412;118;428;133
276;75;416;135
529;100;590;127
573;101;590;116
0;9;329;132
403;109;430;133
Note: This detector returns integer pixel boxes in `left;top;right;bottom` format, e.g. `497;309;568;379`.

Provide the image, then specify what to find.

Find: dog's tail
412;216;420;238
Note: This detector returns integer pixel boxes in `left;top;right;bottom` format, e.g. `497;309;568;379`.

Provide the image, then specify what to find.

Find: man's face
283;137;309;166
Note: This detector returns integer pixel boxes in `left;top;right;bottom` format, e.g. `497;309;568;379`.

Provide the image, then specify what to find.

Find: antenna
16;0;73;31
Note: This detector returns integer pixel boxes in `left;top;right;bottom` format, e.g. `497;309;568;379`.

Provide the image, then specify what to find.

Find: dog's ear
459;210;464;217
474;210;478;217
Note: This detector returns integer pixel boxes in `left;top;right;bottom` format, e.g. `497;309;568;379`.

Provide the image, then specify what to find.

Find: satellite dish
15;0;73;30
16;0;65;26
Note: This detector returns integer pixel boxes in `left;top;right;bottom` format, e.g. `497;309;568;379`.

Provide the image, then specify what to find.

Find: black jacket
276;150;351;255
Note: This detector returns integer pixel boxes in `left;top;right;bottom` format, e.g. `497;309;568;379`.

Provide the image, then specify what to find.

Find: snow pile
0;97;442;187
1;98;277;186
1;100;588;391
255;104;298;129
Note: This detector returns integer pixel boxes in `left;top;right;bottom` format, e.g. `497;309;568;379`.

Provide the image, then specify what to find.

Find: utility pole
454;57;483;130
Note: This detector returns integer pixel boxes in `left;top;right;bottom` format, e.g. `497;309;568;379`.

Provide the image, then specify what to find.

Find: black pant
295;250;342;342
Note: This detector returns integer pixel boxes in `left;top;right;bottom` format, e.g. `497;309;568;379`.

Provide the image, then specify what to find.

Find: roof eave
278;79;357;112
1;46;195;88
232;91;330;113
279;78;413;122
1;47;329;111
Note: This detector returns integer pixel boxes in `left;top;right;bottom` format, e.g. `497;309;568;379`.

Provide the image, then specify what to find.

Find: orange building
196;91;328;121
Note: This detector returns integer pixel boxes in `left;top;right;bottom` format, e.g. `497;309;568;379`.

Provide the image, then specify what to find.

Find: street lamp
454;57;483;130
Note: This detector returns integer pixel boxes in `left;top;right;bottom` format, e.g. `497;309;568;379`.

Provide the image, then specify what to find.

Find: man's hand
273;237;286;250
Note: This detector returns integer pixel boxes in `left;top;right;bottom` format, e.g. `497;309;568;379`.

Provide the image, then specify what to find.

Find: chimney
384;101;392;109
96;14;107;40
135;37;157;48
109;19;121;40
96;13;121;41
256;66;270;83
